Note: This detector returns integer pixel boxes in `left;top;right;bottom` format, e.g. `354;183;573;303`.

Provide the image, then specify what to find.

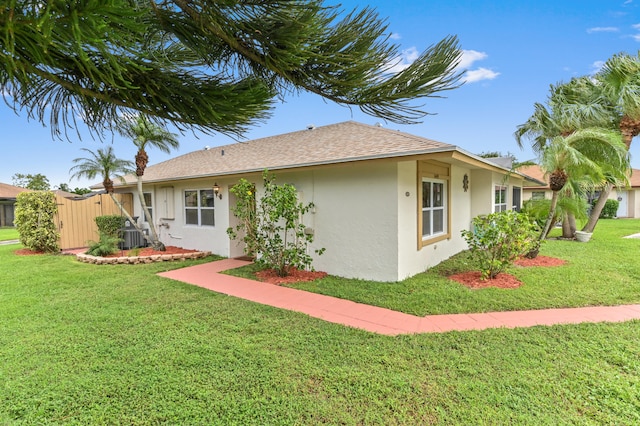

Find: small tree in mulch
461;210;538;280
228;171;325;277
14;191;60;253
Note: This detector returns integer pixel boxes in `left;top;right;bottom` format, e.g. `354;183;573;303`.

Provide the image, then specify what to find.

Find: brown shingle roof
518;164;640;189
0;182;31;199
118;121;456;185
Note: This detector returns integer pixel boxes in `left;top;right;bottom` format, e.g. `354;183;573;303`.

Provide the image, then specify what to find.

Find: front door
616;191;629;218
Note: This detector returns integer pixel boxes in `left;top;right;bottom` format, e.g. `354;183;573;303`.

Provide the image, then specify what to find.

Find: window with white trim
422;179;447;238
184;189;215;226
494;185;507;212
531;191;546;201
143;192;153;222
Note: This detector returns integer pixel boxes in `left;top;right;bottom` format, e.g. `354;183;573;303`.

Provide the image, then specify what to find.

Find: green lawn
0;227;19;241
229;218;640;315
1;222;640;424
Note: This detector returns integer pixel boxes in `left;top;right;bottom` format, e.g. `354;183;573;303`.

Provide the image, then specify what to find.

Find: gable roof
517;165;549;189
109;121;538;187
115;121;458;185
518;164;640;189
0;182;31;199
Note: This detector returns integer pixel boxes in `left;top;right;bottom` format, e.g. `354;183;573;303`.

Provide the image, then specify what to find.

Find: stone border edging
76;251;211;265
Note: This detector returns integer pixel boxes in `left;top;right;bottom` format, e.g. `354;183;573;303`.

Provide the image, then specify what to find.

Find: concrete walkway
159;259;640;336
0;239;19;246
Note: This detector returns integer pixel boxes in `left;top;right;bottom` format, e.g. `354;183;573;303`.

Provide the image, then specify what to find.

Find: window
531;191;546;201
143;192;153;222
494;185;507;212
185;189;215;226
422;179;447;238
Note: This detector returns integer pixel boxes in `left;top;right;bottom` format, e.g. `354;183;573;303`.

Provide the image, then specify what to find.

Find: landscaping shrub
14;191;60;253
598;199;619;219
228;171;325;277
86;232;121;256
95;215;125;238
461;210;538;280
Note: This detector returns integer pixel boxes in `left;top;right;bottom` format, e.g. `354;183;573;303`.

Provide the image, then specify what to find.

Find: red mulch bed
255;268;328;285
14;248;46;256
449;255;566;289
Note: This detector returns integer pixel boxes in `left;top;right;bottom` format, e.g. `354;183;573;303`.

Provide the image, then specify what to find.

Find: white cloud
389;33;402;40
457;50;500;84
624;0;633;4
462;68;500;83
458;50;487;69
632;23;640;29
384;47;499;83
586;26;619;33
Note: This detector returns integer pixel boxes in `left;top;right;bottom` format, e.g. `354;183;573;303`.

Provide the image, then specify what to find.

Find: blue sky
2;0;640;189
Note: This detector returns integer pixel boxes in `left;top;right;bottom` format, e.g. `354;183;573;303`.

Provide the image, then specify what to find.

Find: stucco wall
132;177;233;255
396;162;473;281
127;160;527;282
280;164;400;282
470;170;492;218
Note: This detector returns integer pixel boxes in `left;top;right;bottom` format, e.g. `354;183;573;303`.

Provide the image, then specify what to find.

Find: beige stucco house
518;164;640;219
110;121;540;281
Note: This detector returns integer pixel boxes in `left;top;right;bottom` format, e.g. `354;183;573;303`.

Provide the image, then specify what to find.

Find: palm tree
69;147;146;242
516;79;613;237
117;115;179;251
537;129;629;240
581;52;640;232
69;147;133;195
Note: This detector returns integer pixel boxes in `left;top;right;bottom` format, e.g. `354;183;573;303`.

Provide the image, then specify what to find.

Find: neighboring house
0;183;32;227
108;121;542;281
518;164;640;218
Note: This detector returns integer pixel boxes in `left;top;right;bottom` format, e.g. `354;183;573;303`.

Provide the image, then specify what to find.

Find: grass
1;221;640;424
228;218;640;315
0;227;19;241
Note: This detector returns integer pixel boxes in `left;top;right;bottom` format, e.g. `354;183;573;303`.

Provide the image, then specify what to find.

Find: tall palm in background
516;78;612;237
582;52;640;232
69;147;145;240
117;115;179;251
537;129;629;241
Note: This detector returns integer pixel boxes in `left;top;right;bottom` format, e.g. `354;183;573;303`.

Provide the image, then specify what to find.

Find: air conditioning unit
119;229;148;250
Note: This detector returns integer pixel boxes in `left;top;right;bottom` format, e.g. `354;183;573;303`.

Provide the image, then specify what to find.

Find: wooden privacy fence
55;193;133;250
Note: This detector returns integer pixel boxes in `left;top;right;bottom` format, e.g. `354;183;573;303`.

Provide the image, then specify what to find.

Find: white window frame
531;191;546;201
494;185;508;212
422;178;447;239
184;189;215;227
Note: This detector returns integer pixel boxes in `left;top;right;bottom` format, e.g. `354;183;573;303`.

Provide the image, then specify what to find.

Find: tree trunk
539;191;560;242
561;212;577;238
568;213;577;237
561;213;571;238
137;176;165;251
582;183;612;233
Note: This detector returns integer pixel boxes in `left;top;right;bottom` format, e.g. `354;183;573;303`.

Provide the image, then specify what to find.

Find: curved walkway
158;259;640;336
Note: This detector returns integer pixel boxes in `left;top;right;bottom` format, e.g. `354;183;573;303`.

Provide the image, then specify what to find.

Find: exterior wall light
213;183;223;199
